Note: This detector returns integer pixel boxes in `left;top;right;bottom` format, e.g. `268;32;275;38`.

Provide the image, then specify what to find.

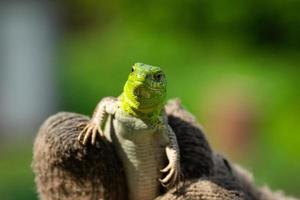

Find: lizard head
121;63;167;118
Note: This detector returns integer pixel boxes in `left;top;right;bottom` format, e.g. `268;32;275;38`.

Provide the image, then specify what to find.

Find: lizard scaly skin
78;63;181;200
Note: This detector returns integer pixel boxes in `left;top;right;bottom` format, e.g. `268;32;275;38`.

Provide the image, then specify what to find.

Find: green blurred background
0;0;299;199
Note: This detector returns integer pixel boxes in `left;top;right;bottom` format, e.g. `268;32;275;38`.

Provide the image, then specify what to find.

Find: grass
0;143;37;200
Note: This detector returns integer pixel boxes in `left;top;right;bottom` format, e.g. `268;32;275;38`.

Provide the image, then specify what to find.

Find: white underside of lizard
104;109;168;200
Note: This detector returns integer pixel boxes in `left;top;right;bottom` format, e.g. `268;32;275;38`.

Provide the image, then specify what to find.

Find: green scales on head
121;63;167;122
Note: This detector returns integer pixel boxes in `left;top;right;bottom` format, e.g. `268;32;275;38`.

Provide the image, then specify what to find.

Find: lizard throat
120;91;163;122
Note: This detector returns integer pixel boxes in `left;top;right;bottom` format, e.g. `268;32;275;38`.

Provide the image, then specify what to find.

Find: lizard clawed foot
78;121;104;145
159;160;180;188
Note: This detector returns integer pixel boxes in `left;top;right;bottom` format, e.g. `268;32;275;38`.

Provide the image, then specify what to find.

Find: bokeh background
0;0;299;199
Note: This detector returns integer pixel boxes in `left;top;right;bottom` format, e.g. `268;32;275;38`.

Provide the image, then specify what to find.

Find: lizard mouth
134;86;162;99
134;86;151;99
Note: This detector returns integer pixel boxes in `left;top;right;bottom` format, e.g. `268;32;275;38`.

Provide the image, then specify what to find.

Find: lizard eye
153;73;163;81
131;67;134;72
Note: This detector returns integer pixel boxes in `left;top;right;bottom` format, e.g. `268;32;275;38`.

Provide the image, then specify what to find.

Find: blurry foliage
0;144;36;200
1;0;300;199
62;0;300;47
58;0;300;197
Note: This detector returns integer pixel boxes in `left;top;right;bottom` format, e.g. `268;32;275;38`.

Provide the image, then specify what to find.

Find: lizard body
78;63;180;200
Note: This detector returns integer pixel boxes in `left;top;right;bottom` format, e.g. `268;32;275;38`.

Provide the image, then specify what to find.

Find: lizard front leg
159;125;181;188
78;97;117;145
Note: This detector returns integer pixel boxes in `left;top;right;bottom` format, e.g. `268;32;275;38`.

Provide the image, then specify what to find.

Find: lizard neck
120;92;163;123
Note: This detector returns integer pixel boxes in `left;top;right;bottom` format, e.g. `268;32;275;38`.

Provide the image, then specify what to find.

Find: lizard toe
91;127;98;145
160;162;171;173
78;125;89;142
97;126;105;137
83;126;93;145
160;166;175;184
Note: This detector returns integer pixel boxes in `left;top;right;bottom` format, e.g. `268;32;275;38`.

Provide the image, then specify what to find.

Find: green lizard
78;63;180;200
